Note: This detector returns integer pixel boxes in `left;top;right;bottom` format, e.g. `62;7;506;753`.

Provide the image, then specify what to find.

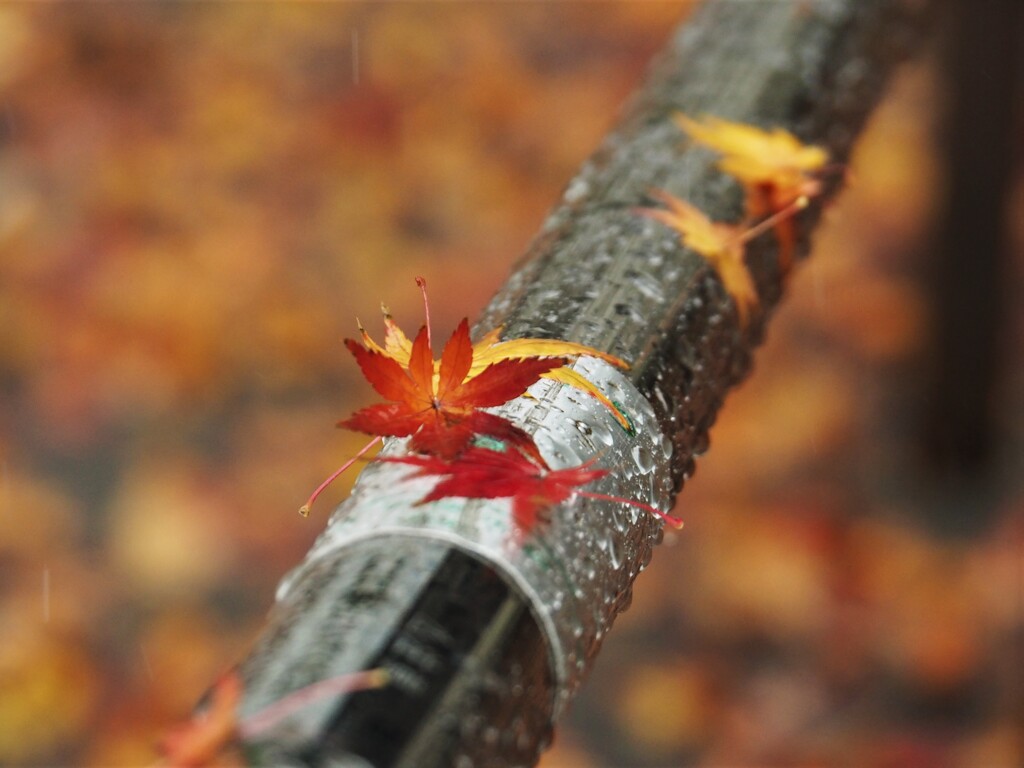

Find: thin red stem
415;276;432;351
238;668;389;739
577;490;684;529
299;435;383;516
734;194;809;245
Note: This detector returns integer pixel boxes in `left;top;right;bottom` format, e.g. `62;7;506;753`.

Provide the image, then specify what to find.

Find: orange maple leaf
157;673;242;768
339;317;563;459
640;190;759;327
357;279;633;431
300;278;635;517
385;446;683;533
156;669;390;767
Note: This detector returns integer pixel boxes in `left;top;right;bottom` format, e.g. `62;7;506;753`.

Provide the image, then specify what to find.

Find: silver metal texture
234;1;926;764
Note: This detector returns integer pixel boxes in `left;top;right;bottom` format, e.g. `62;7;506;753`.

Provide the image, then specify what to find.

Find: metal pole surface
233;2;926;765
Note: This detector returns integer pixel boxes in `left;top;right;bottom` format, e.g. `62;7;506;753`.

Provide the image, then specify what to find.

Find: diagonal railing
224;2;927;765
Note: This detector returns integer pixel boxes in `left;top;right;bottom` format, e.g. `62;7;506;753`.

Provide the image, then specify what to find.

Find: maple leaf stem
734;195;809;245
577;490;684;529
238;668;390;740
415;276;432;351
299;435;383;517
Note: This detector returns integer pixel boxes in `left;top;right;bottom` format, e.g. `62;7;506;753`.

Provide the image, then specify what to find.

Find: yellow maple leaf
640;190;758;327
676;112;828;210
675;113;827;275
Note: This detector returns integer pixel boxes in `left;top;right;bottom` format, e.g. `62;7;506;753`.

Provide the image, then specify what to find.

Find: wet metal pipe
233;1;924;765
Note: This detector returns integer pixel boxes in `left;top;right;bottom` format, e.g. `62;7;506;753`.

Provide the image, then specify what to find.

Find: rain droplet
640;544;654;569
275;566;301;602
659;433;673;460
563;177;590;203
631;445;654;474
591;420;614;447
610;510;630;534
608;538;623;569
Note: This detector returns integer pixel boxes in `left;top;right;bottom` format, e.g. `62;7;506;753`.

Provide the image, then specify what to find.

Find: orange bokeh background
0;4;1020;767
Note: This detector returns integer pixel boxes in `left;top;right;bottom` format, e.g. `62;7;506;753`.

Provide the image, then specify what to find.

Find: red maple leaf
385;446;683;532
339;317;563;459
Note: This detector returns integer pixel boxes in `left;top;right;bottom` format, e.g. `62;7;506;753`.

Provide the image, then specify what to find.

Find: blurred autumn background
0;3;1021;767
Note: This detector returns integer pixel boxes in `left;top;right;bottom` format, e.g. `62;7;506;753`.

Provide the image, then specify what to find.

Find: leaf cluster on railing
156;112;830;768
